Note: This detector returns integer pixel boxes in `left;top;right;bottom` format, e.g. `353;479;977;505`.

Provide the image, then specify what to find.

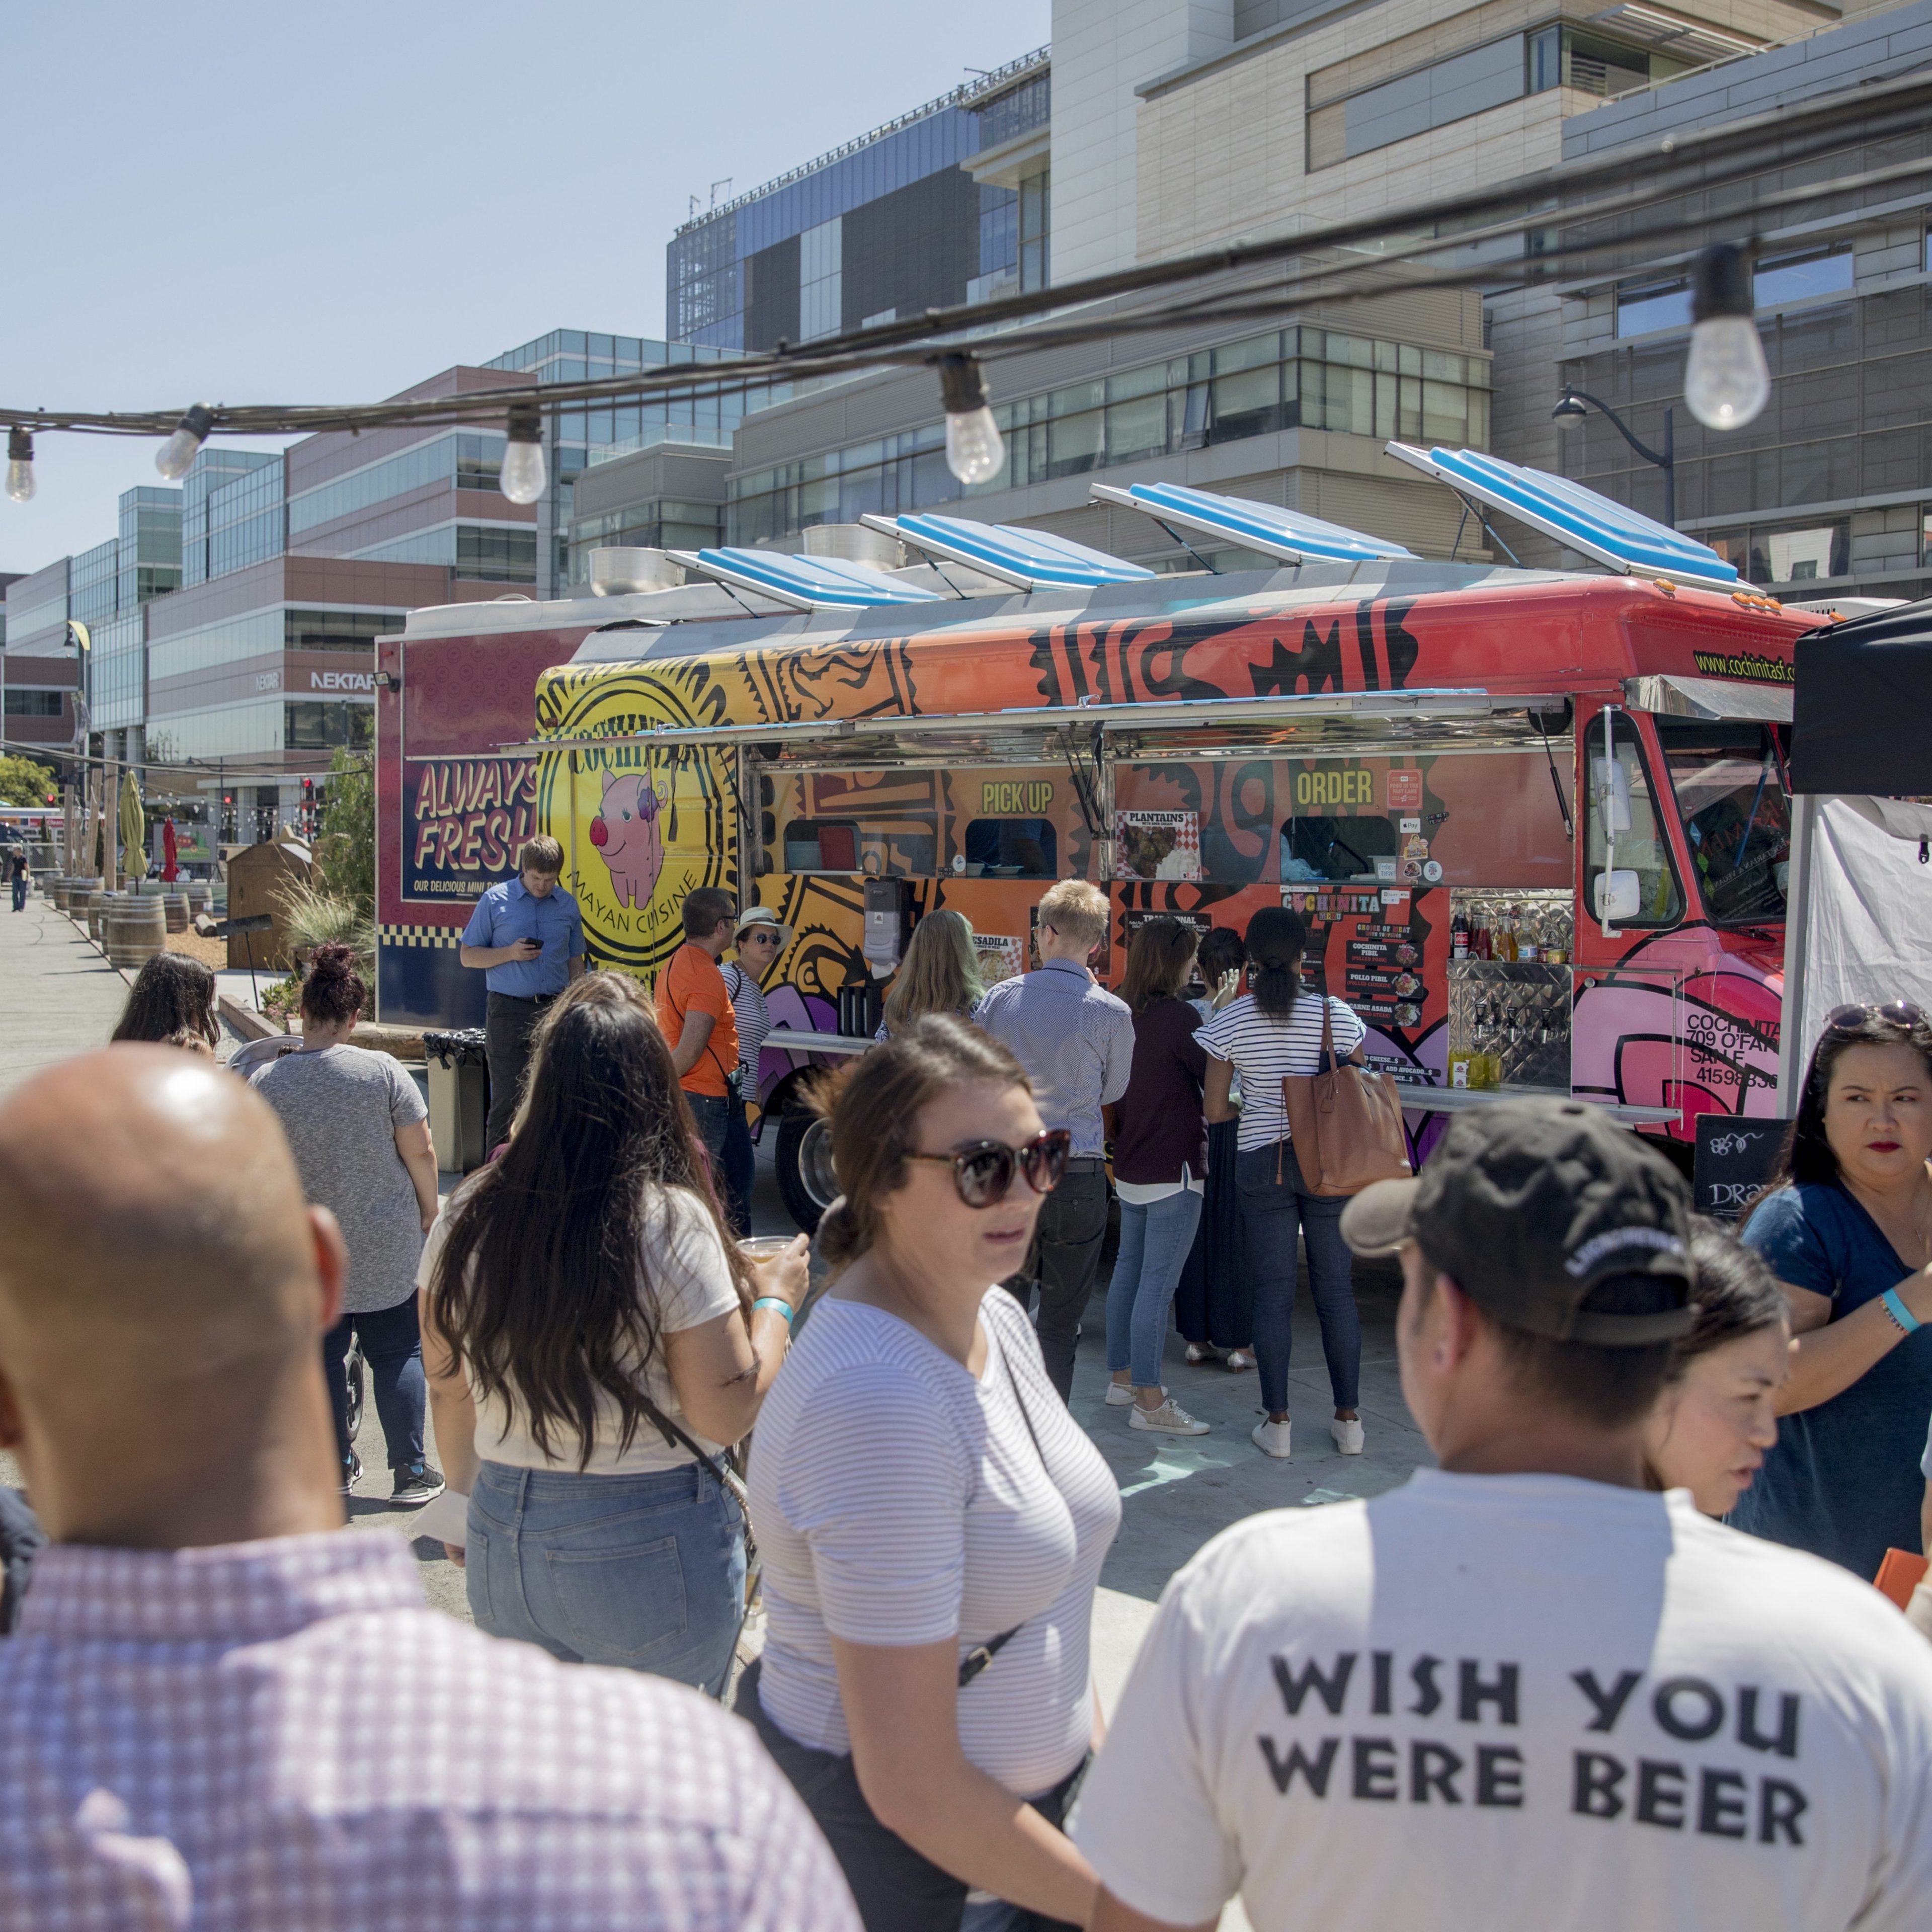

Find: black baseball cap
1339;1097;1695;1344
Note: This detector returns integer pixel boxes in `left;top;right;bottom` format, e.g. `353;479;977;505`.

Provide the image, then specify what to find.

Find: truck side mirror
1594;870;1641;922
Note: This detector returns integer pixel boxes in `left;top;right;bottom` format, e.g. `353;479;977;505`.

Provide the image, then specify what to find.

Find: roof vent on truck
669;546;945;612
1385;444;1738;589
1090;481;1418;565
863;512;1158;590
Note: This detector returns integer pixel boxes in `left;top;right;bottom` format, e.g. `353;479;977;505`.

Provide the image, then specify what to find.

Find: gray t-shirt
253;1045;429;1314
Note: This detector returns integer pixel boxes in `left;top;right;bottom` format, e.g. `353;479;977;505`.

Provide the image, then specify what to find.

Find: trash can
423;1028;491;1174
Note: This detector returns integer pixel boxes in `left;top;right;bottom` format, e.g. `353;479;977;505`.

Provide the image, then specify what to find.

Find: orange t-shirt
657;943;740;1097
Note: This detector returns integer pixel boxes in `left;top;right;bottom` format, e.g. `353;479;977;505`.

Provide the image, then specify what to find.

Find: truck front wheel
774;1106;839;1235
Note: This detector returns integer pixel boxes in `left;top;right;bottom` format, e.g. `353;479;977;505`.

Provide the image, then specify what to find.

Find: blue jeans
467;1459;746;1696
11;875;25;911
321;1296;425;1473
720;1099;755;1237
1236;1143;1360;1417
1104;1189;1205;1388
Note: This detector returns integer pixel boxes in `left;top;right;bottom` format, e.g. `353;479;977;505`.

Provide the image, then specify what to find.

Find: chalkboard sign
1694;1115;1792;1220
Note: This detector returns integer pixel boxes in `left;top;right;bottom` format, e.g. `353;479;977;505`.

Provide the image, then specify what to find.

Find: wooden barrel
106;895;167;971
86;887;111;943
164;892;190;932
51;875;85;913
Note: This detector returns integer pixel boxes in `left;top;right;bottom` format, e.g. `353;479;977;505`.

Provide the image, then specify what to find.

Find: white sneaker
1332;1415;1366;1455
1104;1381;1136;1407
1131;1396;1210;1435
1251;1418;1293;1459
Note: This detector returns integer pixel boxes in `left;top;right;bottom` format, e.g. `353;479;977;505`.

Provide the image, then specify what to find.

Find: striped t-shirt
1196;992;1367;1152
721;961;771;1093
747;1288;1121;1797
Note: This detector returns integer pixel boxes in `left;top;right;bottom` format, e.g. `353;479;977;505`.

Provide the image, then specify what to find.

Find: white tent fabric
1783;794;1932;1095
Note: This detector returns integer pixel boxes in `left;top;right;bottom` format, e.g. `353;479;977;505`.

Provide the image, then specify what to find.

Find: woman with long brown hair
877;907;984;1036
1102;918;1212;1434
421;972;806;1693
742;1016;1119;1930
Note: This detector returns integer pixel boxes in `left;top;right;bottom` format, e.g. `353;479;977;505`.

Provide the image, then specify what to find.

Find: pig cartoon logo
589;772;667;908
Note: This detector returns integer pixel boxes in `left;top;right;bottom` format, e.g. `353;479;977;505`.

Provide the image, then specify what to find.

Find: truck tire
775;1106;839;1235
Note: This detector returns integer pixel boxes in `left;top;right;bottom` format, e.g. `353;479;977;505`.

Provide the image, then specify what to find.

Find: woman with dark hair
1198;906;1367;1461
253;943;443;1504
1103;919;1212;1434
742;1016;1119;1931
1732;1001;1932;1577
1643;1219;1791;1515
1178;926;1254;1371
421;972;804;1693
110;951;220;1051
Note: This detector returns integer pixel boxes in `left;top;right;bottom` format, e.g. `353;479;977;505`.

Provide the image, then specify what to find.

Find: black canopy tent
1778;597;1932;1102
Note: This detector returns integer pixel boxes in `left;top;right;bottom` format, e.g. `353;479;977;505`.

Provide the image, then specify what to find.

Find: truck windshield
1654;717;1790;926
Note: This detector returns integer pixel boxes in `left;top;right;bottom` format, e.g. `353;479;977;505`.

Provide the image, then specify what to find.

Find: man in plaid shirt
0;1045;858;1932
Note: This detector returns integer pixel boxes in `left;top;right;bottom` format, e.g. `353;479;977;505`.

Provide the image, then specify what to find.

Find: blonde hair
882;908;984;1033
1037;878;1108;950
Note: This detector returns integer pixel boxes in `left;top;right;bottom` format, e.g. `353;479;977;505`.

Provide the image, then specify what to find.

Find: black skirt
1172;1116;1249;1350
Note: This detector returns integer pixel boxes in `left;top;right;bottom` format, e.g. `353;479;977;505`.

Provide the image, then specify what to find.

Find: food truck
376;448;1813;1228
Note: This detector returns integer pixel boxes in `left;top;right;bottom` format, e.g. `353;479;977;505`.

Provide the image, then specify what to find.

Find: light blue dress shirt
975;957;1135;1157
461;876;584;997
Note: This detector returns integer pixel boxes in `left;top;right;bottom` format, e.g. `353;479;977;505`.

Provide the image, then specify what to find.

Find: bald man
0;1048;857;1932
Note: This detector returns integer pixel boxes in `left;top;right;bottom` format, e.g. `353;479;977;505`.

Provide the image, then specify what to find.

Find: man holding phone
459;836;585;1152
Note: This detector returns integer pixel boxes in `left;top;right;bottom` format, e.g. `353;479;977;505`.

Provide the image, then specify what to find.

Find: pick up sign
1694;1116;1791;1220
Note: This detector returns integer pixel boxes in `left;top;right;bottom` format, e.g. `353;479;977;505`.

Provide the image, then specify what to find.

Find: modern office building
668;46;1052;351
3;329;761;836
1553;0;1932;601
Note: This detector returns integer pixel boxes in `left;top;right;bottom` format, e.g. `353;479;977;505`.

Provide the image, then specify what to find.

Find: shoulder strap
958;1330;1051;1689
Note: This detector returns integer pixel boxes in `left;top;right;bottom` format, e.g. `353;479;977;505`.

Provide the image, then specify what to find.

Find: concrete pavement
0;893;133;1097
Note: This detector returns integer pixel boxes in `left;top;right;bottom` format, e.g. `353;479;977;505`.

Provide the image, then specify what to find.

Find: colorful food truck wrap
381;562;1813;1219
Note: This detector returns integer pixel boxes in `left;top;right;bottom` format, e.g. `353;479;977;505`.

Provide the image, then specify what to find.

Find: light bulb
1683;315;1769;431
5;428;33;503
155;404;213;481
501;403;546;505
1685;244;1769;432
937;352;1005;486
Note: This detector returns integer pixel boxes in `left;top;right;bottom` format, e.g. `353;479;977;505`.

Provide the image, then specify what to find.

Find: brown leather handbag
1281;993;1413;1196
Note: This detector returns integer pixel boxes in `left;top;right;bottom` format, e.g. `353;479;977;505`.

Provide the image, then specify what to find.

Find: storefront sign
406;757;539;900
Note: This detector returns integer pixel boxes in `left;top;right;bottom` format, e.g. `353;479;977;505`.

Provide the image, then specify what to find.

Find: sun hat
735;906;792;948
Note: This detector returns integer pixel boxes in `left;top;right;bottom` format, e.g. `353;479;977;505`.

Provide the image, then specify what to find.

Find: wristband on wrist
1880;1287;1921;1336
753;1296;795;1325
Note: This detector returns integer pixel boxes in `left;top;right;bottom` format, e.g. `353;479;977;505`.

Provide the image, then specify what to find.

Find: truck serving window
963;818;1057;877
1655;717;1789;925
1280;815;1398;883
1585;713;1682;927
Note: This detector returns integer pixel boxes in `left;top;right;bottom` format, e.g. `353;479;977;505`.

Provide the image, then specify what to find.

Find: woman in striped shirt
1197;907;1367;1462
720;908;787;1234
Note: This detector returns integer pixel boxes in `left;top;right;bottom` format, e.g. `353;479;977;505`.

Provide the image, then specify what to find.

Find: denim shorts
467;1458;746;1696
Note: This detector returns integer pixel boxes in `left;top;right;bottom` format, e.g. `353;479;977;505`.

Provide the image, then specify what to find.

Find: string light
154;404;214;481
1684;245;1770;431
499;403;546;505
938;354;1004;485
6;428;34;503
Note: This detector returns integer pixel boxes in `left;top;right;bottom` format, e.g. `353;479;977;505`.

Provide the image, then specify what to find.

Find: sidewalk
0;893;132;1098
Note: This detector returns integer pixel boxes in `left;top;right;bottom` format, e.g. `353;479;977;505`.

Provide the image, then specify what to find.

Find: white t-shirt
748;1287;1121;1797
1075;1471;1932;1932
1196;993;1366;1152
417;1182;740;1475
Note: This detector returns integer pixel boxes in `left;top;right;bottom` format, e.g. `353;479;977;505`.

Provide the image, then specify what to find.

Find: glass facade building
182;450;279;587
668;50;1051;350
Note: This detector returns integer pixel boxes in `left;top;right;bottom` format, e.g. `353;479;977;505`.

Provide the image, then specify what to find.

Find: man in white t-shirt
1075;1097;1932;1932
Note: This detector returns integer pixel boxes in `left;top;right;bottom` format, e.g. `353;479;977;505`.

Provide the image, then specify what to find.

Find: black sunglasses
907;1129;1072;1208
1825;1001;1927;1034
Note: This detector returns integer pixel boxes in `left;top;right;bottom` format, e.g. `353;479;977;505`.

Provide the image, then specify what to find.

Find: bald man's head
0;1048;323;1389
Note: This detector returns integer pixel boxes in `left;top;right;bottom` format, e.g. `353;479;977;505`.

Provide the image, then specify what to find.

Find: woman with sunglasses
1733;1001;1932;1579
741;1016;1120;1932
720;907;789;1233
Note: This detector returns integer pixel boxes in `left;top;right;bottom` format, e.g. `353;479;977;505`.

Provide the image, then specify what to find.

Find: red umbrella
161;817;180;883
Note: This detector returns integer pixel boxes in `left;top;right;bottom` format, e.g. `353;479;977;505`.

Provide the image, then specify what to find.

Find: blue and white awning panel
1091;481;1417;565
1384;444;1739;588
671;547;944;612
864;513;1158;590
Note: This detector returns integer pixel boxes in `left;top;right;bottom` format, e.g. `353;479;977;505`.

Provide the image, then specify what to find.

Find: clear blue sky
0;0;1051;574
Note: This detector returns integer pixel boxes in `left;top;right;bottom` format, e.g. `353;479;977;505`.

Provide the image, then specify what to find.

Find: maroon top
1110;996;1209;1185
